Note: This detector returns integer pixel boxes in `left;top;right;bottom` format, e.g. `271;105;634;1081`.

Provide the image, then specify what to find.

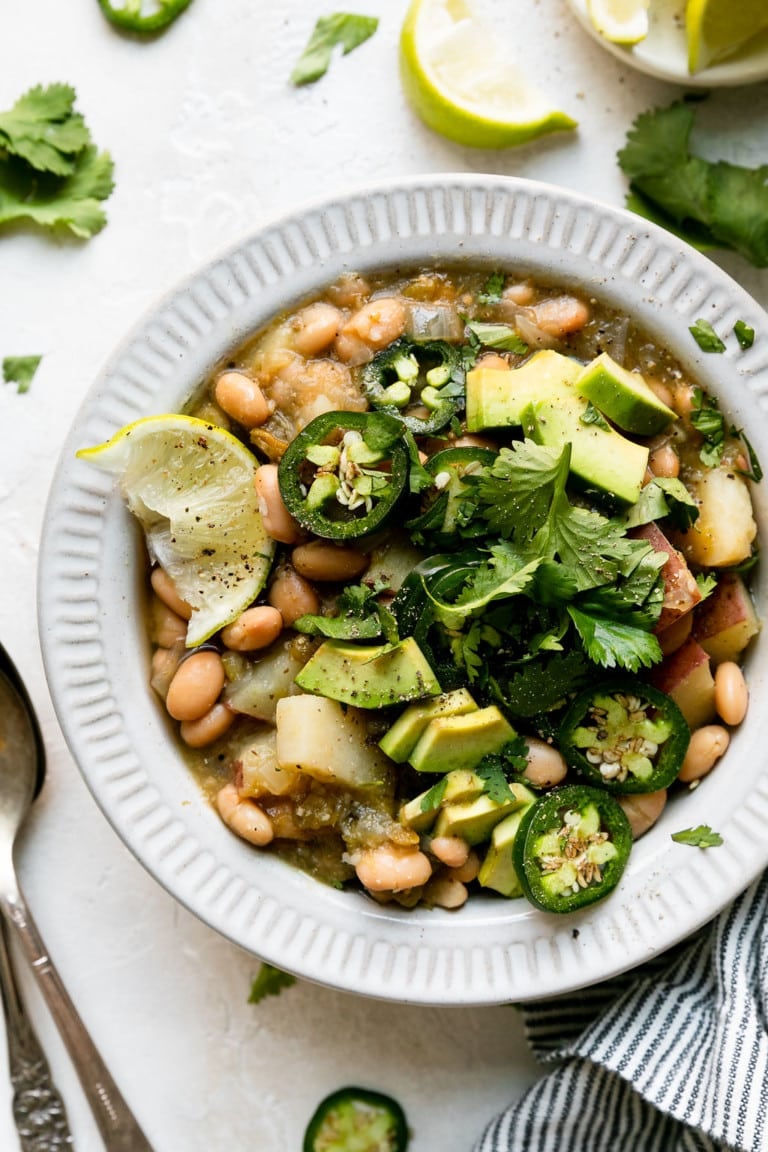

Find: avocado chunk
294;636;441;708
522;393;649;505
576;352;677;436
433;782;532;846
466;350;581;432
408;705;517;773
379;688;478;762
399;768;490;832
477;794;536;897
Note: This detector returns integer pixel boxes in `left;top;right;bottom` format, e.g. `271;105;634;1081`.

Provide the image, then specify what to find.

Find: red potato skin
631;522;701;632
692;572;761;665
650;636;716;730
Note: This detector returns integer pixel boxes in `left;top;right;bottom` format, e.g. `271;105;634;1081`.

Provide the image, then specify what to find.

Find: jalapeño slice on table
559;679;690;793
361;338;464;435
303;1086;409;1152
97;0;194;33
278;411;410;540
513;784;632;913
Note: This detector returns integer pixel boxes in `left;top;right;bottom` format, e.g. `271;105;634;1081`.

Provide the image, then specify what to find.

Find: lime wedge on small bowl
78;414;275;646
399;0;577;148
686;0;768;73
586;0;649;45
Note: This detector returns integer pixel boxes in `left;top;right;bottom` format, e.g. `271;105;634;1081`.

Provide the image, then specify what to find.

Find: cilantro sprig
0;84;113;239
3;356;42;394
618;101;768;268
671;825;723;848
290;13;379;85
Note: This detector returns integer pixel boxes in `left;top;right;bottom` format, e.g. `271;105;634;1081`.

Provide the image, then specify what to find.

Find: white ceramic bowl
39;175;768;1005
566;0;768;86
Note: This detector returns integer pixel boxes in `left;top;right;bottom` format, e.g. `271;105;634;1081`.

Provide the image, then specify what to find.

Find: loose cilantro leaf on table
290;13;379;85
618;101;768;268
248;963;297;1003
734;320;755;350
0;85;114;240
3;355;42;394
671;825;723;848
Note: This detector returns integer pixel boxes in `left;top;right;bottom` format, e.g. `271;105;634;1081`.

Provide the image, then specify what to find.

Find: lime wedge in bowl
686;0;768;72
400;0;577;148
77;414;275;646
586;0;649;45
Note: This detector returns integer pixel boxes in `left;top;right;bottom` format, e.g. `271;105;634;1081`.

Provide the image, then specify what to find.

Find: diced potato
223;641;304;724
692;572;761;665
650;637;716;729
631;521;701;631
677;469;757;567
237;729;303;798
275;695;394;789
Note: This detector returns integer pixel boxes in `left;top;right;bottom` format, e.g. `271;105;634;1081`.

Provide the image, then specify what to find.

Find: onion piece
514;309;560;350
405;302;464;343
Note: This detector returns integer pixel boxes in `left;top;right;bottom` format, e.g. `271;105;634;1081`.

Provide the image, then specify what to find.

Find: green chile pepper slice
559;678;690;794
361;338;464;436
278;411;410;540
406;446;496;546
97;0;194;33
303;1086;409;1152
513;784;632;913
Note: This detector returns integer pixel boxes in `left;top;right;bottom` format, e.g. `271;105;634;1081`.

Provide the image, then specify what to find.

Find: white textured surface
1;1;767;1149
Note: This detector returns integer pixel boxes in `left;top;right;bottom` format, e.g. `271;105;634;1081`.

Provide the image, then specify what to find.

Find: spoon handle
1;890;155;1152
0;913;74;1151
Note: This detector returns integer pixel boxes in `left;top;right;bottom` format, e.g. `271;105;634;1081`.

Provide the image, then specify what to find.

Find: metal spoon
0;643;155;1151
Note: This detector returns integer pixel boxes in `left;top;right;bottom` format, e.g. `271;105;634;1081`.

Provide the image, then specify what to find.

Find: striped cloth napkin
474;872;768;1152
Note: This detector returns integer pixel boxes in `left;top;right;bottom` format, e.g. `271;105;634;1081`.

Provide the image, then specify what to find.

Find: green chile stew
143;267;760;914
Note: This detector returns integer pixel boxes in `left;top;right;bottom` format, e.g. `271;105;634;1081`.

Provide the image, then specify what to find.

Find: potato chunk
678;469;756;567
275;695;394;789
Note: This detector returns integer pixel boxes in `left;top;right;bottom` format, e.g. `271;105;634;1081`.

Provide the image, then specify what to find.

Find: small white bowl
39;175;768;1005
566;0;768;87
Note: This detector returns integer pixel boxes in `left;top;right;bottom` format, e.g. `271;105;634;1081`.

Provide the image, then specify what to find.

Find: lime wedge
586;0;649;45
78;414;275;646
400;0;577;148
687;0;768;72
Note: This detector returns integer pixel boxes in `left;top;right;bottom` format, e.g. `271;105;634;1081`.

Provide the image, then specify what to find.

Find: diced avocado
522;393;649;505
408;705;517;773
466;350;581;432
294;636;441;708
478;793;536;897
433;782;532;846
576;352;677;436
379;688;478;762
399;768;490;832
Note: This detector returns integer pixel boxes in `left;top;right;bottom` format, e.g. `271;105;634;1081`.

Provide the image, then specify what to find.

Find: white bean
166;650;225;722
714;662;748;726
216;782;274;847
355;844;432;892
678;726;730;783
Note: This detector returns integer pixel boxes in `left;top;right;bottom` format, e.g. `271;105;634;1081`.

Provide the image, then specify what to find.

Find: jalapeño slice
97;0;193;33
406;446;495;547
513;784;632;913
559;678;690;793
361;338;464;435
278;411;409;541
303;1086;409;1152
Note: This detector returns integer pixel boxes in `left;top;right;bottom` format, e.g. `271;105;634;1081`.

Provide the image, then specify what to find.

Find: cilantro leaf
689;319;726;354
294;581;398;641
618;101;768;268
735;431;763;483
567;605;662;672
671;825;723;848
0;146;114;238
290;13;379;85
464;320;528;355
499;650;591;717
624;477;699;532
362;411;404;455
477;271;505;305
734;320;755;350
690;388;725;467
473;441;569;541
3;355;42;394
248;963;297;1003
476;738;529;803
419;776;448;813
695;572;718;601
0;84;90;176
